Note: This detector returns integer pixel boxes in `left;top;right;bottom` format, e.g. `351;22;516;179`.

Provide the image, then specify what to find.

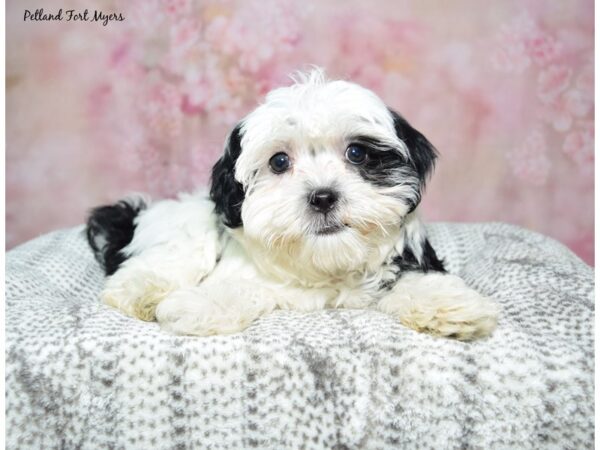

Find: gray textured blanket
6;223;594;449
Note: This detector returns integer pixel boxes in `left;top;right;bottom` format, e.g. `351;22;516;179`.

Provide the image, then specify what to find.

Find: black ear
388;109;438;211
388;108;438;180
210;124;245;228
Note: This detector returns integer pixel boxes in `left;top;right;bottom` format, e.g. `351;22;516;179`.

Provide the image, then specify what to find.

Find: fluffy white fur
100;69;498;341
101;194;221;321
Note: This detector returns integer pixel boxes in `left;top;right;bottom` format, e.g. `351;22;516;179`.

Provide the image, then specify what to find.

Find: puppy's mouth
314;223;349;236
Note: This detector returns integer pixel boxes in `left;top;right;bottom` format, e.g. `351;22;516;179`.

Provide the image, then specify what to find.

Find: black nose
308;189;338;213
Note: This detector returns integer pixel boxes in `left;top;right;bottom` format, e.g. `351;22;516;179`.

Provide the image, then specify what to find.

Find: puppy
86;69;498;340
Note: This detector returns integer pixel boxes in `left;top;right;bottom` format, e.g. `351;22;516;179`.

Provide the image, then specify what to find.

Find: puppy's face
211;71;437;277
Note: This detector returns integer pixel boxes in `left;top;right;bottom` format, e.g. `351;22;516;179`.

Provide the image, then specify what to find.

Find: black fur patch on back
381;238;446;290
86;199;147;276
210;124;245;228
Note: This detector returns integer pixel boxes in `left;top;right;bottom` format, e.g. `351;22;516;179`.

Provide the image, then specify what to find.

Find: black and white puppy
87;69;498;340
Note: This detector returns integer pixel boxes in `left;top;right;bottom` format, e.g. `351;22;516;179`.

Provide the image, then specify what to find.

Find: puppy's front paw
102;270;177;321
155;284;278;336
378;273;499;341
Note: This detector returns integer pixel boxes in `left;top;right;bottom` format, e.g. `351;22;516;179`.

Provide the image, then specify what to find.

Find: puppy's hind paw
102;270;177;321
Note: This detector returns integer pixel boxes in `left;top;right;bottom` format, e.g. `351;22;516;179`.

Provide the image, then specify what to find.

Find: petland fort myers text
24;8;124;26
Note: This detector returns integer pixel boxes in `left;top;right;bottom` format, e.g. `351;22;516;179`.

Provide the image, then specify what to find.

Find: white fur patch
101;191;221;321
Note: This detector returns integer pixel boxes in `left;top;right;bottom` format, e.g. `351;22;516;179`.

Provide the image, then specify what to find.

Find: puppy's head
210;69;436;277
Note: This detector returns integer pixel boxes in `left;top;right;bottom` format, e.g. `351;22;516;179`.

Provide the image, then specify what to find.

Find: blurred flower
491;13;536;74
491;37;531;74
541;86;591;133
576;64;594;93
492;12;562;73
164;0;192;16
140;81;183;139
509;129;551;186
563;122;594;169
526;33;561;66
543;96;573;132
537;65;572;103
563;88;593;117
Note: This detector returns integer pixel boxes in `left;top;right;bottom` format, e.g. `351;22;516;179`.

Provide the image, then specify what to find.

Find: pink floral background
7;0;594;264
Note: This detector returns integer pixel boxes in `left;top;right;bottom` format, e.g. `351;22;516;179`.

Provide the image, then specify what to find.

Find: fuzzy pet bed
6;222;594;449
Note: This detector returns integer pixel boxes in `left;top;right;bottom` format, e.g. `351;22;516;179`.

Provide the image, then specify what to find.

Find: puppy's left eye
346;144;368;165
269;152;291;174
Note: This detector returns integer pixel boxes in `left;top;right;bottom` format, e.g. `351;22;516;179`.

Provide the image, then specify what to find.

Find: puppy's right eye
346;144;368;165
269;152;290;174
